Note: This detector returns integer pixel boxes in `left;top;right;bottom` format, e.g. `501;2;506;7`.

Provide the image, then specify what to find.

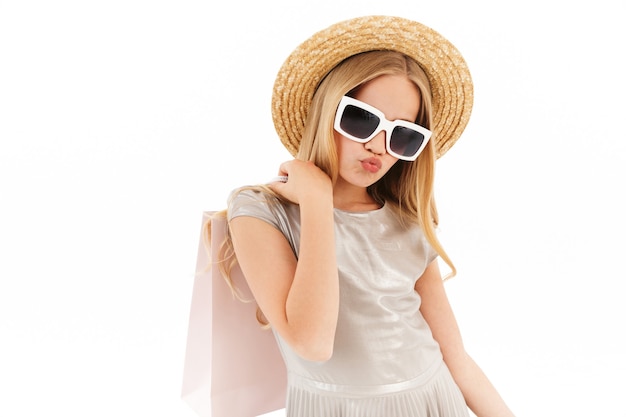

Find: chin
351;174;384;188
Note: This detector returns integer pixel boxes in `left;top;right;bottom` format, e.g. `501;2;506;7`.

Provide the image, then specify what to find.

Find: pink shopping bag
181;212;287;417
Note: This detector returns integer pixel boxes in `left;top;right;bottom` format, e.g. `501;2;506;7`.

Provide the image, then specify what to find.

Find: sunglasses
334;96;432;161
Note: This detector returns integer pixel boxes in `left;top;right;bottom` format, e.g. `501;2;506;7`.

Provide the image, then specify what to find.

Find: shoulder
227;186;279;217
227;186;292;229
227;186;300;257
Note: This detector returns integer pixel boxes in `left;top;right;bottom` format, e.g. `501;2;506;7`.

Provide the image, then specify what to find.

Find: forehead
353;75;420;122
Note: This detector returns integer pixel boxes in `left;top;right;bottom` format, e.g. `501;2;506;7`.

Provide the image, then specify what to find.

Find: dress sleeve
226;188;299;257
426;243;439;265
419;227;439;266
227;188;281;229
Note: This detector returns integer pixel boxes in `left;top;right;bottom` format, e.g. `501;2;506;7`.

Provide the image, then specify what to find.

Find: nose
364;131;386;156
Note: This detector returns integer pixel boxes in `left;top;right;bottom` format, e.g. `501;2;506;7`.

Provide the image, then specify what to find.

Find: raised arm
229;160;339;362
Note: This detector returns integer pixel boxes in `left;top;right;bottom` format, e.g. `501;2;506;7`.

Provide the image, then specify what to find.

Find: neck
332;179;381;212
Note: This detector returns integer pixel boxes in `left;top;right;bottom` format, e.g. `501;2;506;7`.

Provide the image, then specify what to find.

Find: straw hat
271;15;473;159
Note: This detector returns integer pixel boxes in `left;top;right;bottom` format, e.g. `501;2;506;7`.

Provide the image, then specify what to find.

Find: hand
268;159;332;205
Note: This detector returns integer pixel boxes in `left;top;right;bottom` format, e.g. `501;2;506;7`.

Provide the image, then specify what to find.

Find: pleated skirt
285;361;469;417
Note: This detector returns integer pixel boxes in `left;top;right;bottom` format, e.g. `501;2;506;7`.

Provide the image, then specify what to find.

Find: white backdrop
1;0;624;416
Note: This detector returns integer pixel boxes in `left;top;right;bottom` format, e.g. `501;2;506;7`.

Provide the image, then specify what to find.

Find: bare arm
415;261;515;417
229;160;339;362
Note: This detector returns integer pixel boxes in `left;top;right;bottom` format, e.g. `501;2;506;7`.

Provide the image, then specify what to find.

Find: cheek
379;153;400;178
334;132;359;159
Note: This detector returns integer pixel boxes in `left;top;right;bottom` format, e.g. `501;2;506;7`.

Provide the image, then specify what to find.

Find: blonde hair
207;50;456;325
296;50;455;277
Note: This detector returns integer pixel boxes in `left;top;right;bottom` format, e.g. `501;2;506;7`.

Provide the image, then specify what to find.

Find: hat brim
271;15;473;159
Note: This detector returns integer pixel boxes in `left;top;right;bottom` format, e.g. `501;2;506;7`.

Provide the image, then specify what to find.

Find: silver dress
228;189;469;417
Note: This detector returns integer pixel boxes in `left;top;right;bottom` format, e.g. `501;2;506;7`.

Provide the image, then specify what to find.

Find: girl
221;16;515;417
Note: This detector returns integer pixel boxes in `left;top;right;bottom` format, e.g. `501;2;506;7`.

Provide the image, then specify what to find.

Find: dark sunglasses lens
390;126;425;158
340;105;380;139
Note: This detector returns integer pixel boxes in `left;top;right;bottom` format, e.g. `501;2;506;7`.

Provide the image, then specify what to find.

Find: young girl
221;16;515;417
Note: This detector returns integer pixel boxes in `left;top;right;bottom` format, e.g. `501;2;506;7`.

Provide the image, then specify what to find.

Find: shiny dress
228;189;469;417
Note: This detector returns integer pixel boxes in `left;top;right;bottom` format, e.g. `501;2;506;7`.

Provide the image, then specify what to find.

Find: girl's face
333;74;421;191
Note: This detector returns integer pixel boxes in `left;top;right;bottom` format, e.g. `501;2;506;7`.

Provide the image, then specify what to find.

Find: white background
1;0;624;416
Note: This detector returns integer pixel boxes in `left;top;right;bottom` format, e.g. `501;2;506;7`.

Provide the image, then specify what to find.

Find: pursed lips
361;157;382;173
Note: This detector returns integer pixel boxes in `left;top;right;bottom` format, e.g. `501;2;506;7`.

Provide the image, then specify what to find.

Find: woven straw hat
271;15;473;159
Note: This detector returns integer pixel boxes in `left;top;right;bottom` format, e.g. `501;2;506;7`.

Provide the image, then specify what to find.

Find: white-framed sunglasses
334;96;432;161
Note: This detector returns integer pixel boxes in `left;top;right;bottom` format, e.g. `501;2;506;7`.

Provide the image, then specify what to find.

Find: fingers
267;160;297;197
268;160;291;184
269;176;289;183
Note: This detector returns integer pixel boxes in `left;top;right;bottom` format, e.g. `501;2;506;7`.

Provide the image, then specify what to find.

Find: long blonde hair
207;50;456;325
295;50;455;276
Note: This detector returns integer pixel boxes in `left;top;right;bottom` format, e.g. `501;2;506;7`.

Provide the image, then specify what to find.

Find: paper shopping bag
181;212;287;417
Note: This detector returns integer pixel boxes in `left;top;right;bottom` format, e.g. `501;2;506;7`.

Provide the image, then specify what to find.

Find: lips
361;157;382;173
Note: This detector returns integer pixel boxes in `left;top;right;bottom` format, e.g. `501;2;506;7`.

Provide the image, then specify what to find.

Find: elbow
281;311;338;362
280;318;338;362
295;343;334;363
289;334;335;362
